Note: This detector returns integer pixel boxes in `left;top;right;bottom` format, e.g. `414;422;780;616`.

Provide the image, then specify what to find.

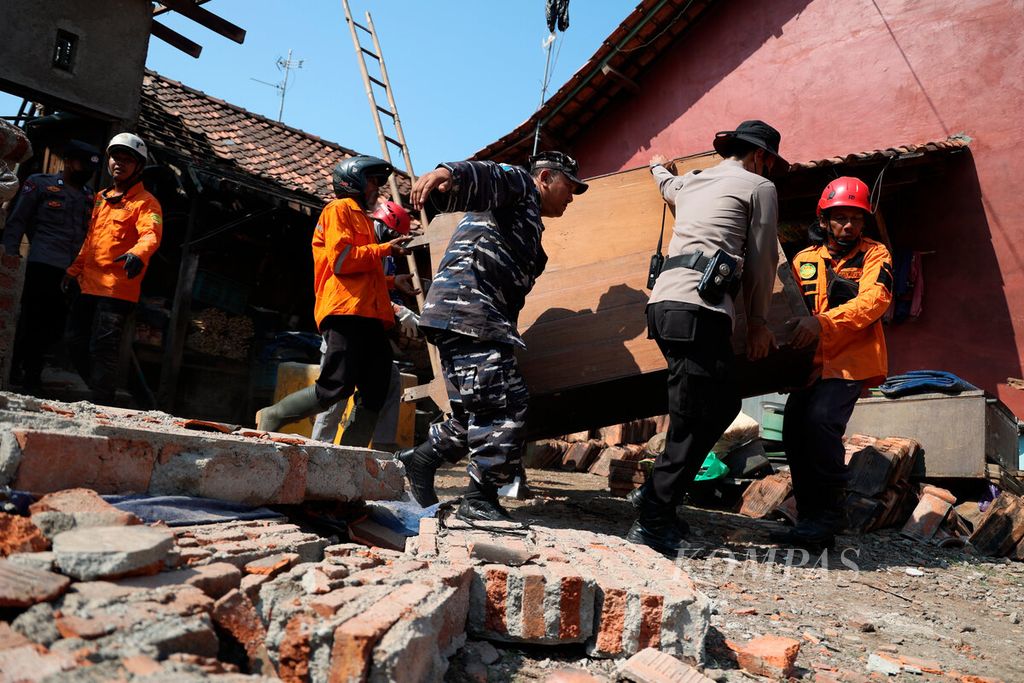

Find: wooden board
421;153;812;398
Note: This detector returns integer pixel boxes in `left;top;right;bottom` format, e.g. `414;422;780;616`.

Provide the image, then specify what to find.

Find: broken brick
618;647;716;682
739;471;792;519
0;558;70;607
737;635;801;679
212;588;276;676
0;513;49;556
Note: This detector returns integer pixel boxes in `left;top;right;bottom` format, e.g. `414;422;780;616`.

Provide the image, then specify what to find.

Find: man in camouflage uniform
402;152;588;521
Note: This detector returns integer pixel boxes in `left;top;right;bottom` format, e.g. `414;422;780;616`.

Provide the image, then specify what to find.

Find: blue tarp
877;370;977;398
102;494;282;527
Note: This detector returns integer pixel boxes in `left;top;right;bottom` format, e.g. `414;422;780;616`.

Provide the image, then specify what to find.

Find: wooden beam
150;21;202;58
157;0;246;44
158;195;201;411
153;0;212;17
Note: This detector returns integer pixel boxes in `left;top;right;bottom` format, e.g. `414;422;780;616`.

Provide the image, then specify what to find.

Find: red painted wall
572;0;1024;416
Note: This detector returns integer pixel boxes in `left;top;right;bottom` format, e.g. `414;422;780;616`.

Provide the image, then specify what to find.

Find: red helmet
371;200;412;235
816;176;871;216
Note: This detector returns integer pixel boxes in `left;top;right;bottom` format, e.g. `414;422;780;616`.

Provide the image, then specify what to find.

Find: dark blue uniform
3;173;93;268
419;161;546;488
3;173;93;392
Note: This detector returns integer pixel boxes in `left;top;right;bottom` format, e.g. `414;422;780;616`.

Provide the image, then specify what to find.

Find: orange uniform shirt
67;182;162;303
312;197;394;329
792;237;893;384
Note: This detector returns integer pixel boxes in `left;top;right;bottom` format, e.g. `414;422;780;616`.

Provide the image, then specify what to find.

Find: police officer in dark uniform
402;152;588;522
3;140;99;394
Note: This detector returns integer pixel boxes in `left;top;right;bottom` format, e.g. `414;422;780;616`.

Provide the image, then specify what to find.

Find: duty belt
663;251;711;273
661;250;743;299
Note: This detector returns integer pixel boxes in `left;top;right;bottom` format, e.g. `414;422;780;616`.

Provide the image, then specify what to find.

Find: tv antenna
251;49;304;122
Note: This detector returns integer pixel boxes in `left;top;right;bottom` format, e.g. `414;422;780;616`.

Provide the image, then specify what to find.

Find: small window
53;30;78;71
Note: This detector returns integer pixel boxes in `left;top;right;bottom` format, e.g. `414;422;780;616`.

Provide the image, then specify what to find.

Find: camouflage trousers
427;332;529;488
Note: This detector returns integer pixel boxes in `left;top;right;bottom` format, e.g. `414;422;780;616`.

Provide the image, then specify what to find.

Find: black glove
114;252;144;279
61;274;80;306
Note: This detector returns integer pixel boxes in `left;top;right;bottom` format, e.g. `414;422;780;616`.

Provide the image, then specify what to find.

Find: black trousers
782;378;863;519
68;294;134;405
315;315;393;412
647;302;741;507
11;262;67;392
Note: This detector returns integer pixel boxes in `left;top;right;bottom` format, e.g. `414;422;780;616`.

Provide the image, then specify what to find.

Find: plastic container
761;402;785;441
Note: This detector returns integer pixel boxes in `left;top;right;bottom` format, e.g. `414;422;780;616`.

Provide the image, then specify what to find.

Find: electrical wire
869;156;893;214
618;0;698;54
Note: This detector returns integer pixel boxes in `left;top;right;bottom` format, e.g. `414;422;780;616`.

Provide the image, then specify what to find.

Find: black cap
63;140;101;170
529;150;588;194
712;120;788;172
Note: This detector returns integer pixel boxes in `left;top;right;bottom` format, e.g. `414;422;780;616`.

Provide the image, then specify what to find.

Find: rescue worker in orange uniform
773;176;893;549
64;133;162;405
255;156;417;445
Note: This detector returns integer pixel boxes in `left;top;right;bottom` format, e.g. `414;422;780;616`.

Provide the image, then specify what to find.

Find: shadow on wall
520;283;653;438
884;150;1021;409
519;282;648;387
575;0;815;173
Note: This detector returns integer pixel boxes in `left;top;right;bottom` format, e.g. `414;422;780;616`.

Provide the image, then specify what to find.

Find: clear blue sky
10;0;636;175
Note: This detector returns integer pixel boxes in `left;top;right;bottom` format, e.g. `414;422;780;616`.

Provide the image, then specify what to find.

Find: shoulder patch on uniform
798;262;817;280
150;213;162;225
21;180;35;193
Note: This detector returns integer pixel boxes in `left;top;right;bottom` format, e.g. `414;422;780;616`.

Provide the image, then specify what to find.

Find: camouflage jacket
419;161;547;348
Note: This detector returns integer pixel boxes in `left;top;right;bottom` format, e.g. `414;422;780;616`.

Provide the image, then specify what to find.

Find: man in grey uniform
628;120;786;554
404;152;587;522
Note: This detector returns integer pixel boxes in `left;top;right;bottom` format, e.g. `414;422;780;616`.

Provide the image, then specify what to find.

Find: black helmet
332;155;393;198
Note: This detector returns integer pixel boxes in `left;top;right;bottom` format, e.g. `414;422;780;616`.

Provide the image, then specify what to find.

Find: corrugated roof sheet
138;70;410;207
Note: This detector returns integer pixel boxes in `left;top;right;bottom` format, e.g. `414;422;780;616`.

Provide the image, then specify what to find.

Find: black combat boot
396;441;445;507
626;491;688;556
770;488;846;550
456;479;514;522
627;483;690;536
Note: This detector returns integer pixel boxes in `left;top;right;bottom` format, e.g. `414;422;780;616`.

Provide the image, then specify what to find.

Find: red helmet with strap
371;200;412;235
817;176;871;216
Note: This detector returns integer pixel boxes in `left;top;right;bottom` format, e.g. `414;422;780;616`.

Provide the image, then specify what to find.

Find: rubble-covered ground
438;466;1024;682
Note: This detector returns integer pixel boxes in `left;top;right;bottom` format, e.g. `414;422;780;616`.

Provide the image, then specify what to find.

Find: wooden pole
158;193;200;412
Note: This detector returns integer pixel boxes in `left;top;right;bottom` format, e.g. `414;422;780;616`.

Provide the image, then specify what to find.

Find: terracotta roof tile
788;135;972;170
138;70;410;206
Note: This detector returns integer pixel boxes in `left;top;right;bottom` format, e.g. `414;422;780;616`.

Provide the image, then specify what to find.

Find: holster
661;249;742;305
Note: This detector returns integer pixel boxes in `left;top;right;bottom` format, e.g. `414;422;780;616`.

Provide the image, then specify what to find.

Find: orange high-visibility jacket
67;182;162;303
792;237;893;383
312;197;395;329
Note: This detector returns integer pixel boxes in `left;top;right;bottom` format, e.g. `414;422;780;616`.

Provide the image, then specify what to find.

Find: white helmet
106;133;147;163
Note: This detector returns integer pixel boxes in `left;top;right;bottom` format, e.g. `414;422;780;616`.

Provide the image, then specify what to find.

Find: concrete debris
29;487;142;539
412;517;711;660
866;651;903;675
0;392;404;505
619;647;716;682
51;525;174;580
